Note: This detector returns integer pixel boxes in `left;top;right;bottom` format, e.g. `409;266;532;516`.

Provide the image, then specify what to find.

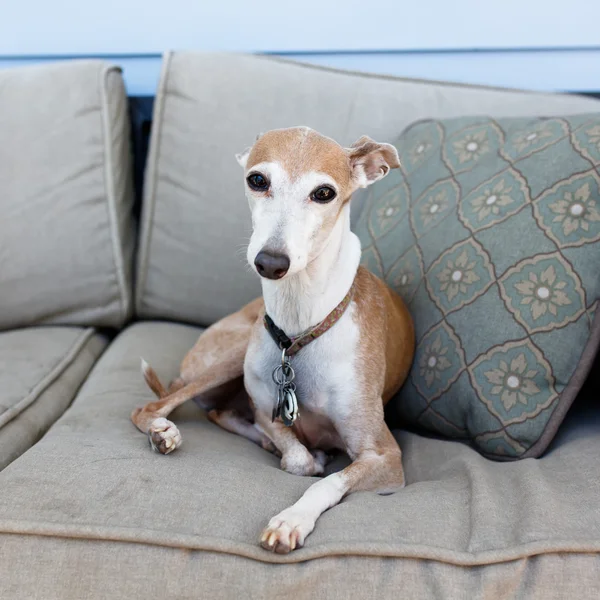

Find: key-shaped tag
272;385;284;421
271;348;298;425
281;384;299;427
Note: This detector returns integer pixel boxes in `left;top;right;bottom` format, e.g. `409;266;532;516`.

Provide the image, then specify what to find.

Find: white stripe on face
245;161;341;277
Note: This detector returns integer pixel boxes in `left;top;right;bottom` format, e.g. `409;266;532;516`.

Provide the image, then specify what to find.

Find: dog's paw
310;450;330;475
280;446;321;476
148;418;181;455
260;510;315;554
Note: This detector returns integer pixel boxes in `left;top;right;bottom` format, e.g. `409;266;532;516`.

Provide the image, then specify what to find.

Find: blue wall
2;0;600;95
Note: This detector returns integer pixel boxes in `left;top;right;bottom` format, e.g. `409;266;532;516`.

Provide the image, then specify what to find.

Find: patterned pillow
355;114;600;460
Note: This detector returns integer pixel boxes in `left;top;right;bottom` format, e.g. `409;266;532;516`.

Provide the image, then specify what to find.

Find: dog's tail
140;358;168;399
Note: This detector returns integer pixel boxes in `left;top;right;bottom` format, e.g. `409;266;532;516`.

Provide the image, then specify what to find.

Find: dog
131;127;415;554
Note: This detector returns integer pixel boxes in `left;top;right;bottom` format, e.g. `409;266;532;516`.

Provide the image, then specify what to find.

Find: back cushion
0;61;134;330
137;52;600;326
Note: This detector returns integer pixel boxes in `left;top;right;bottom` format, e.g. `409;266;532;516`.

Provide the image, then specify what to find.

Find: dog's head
237;127;400;281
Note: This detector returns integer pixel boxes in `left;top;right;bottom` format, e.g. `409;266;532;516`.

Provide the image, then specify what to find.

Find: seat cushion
136;52;600;326
354;114;600;460
0;327;107;470
0;60;134;330
0;321;598;598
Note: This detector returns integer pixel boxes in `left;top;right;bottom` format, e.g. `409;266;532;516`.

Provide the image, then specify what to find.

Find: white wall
2;0;599;54
2;0;599;94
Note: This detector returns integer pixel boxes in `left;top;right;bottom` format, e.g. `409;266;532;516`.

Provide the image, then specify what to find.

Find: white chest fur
244;303;360;445
244;205;363;449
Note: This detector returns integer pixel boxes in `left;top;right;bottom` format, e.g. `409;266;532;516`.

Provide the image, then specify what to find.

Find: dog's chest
245;307;361;423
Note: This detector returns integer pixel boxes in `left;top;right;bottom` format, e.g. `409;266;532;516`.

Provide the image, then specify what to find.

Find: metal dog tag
272;385;284;421
281;386;299;427
271;348;299;426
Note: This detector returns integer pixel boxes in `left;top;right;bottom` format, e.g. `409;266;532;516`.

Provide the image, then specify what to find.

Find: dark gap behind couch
128;96;155;221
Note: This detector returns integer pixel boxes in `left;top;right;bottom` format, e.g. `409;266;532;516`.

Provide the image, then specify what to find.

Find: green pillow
355;114;600;460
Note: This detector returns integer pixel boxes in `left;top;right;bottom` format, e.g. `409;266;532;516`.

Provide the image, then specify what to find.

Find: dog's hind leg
131;298;264;454
207;406;279;456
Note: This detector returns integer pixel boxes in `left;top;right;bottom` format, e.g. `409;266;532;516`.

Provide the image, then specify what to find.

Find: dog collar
263;281;355;356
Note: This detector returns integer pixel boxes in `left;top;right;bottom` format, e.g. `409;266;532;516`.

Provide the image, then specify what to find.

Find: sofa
0;52;599;599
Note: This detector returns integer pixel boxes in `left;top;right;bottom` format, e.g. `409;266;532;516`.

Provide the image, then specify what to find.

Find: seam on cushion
99;64;130;325
0;520;599;566
134;51;173;317
0;329;96;430
254;54;600;101
522;308;600;459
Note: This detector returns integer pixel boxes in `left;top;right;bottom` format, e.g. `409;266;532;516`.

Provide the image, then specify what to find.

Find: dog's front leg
254;411;325;476
245;360;325;476
260;409;404;553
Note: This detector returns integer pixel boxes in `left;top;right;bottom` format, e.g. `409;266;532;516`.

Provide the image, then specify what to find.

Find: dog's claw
260;526;300;554
148;418;182;455
289;530;298;551
259;511;313;554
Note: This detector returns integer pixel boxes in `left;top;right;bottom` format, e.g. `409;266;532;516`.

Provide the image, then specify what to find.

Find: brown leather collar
263;282;355;356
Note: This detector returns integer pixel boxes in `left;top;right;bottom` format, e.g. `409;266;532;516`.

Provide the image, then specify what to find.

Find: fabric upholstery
0;538;598;600
0;327;106;470
354;115;600;460
0;321;598;598
0;60;135;330
136;52;600;326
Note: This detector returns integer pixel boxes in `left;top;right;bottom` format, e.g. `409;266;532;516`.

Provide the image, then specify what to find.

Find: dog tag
271;349;298;425
272;385;284;421
281;386;298;427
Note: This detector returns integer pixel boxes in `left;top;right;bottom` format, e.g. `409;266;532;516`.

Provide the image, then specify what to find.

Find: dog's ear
235;147;251;168
346;136;400;188
235;132;264;168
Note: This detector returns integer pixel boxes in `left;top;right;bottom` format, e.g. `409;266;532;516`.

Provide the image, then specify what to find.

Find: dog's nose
254;251;290;280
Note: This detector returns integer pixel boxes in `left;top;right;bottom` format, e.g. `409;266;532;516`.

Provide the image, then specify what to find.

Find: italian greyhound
132;127;415;554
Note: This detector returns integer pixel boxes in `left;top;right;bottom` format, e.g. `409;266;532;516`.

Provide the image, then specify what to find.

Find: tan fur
353;266;414;405
131;298;264;435
347;135;401;182
247;127;354;200
131;127;415;554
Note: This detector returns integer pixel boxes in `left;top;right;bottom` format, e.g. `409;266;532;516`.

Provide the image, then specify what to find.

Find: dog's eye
247;173;269;191
311;186;337;203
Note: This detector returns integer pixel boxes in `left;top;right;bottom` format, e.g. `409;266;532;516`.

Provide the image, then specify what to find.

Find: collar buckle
264;314;292;350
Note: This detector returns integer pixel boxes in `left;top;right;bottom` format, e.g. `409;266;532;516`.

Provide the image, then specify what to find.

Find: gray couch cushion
0;537;598;600
0;321;597;598
0;60;134;330
0;327;107;470
136;52;600;326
